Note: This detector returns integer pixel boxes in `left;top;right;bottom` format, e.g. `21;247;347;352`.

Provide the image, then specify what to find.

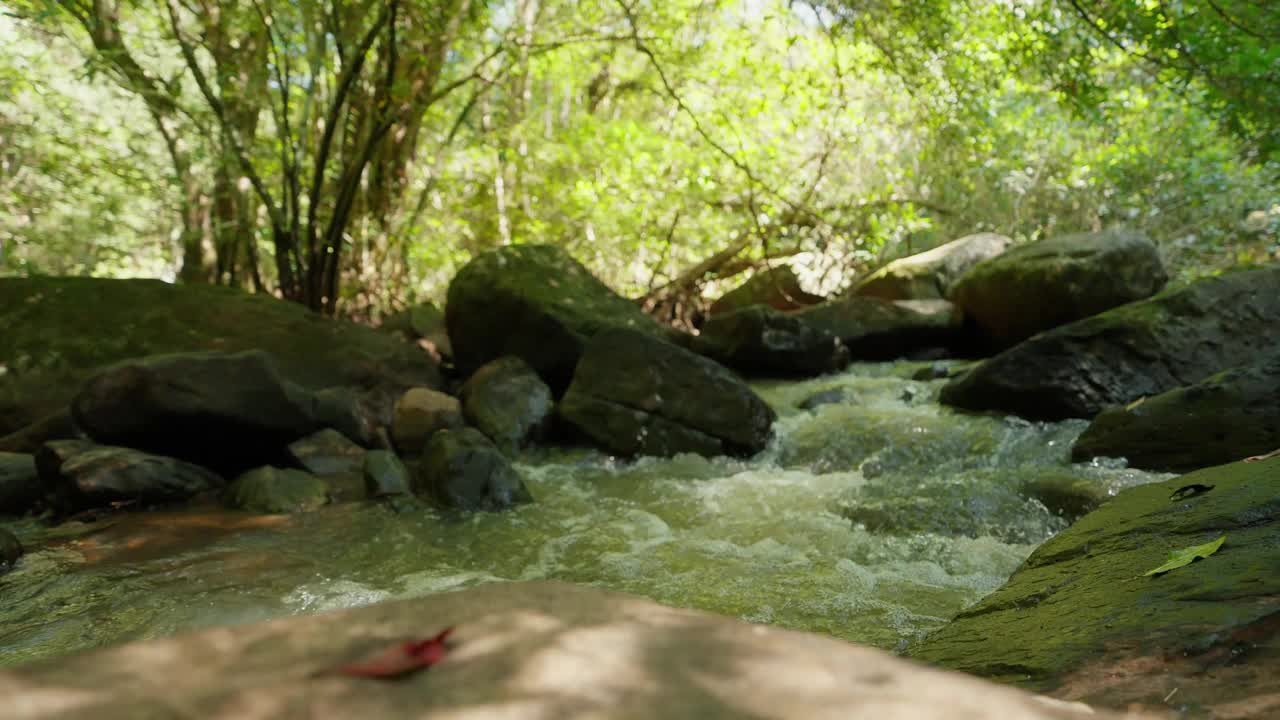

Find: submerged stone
362;450;411;498
415;428;532;511
226;467;329;514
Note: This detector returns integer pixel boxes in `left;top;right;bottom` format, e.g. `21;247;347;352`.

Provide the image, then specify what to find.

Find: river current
0;360;1171;667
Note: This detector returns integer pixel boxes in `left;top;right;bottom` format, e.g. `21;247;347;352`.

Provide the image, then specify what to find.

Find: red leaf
335;627;454;679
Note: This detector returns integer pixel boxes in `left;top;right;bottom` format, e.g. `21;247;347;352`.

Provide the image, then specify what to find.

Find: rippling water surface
0;360;1172;667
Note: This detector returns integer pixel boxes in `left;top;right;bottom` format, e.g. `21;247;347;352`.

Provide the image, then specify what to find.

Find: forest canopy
2;0;1276;318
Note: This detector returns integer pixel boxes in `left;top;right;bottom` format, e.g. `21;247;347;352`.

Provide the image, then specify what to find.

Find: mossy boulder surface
950;229;1167;349
445;245;670;393
792;297;964;360
854;232;1012;301
911;459;1280;711
1072;350;1280;472
0;277;441;437
696;304;848;377
940;266;1280;420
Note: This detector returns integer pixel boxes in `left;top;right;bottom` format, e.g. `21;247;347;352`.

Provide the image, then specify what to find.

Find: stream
0;359;1172;668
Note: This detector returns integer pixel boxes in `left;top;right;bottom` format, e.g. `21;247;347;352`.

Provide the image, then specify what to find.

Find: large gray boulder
0;580;1129;720
559;329;776;457
72;351;328;475
940;266;1280;420
36;441;224;513
415;428;532;511
459;356;554;452
696;305;848;377
446;245;671;392
0;277;441;438
854;232;1012;301
949;229;1167;349
708;264;824;316
911;459;1280;716
1072;350;1280;472
793;297;965;360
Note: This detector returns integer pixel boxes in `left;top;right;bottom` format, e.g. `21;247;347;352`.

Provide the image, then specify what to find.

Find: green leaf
1144;535;1226;576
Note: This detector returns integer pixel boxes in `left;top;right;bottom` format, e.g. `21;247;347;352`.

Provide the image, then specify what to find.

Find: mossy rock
1072;350;1280;472
855;232;1011;301
949;229;1167;349
0;277;441;437
445;245;672;393
707;265;824;316
940;265;1280;420
911;459;1280;704
225;467;330;514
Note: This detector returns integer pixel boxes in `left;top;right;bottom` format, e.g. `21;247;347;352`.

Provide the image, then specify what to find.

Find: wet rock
792;297;965;361
0;527;20;572
36;441;224;513
72;350;327;475
708;264;824;316
0;410;78;455
1020;472;1112;521
445;244;671;392
855;232;1012;301
697;305;848;377
415;428;532;511
391;387;464;455
950;229;1167;350
0;276;441;438
0;452;41;515
1072;350;1280;472
0;580;1128;720
940;266;1280;420
911;459;1280;716
459;356;554;452
380;302;452;360
362;450;411;498
287;429;366;476
226;467;329;514
312;384;400;450
559;328;776;458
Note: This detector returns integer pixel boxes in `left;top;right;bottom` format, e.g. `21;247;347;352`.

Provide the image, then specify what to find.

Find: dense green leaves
2;0;1276;314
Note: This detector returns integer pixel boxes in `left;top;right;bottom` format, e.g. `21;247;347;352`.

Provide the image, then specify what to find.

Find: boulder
445;245;671;392
36;441;223;512
911;459;1280;717
459;356;554;452
793;297;965;360
696;305;848;377
287;429;366;476
940;266;1280;420
0;580;1132;720
949;229;1167;349
559;329;776;458
1072;350;1280;472
0;527;21;572
72;351;327;475
225;467;329;514
0;276;441;438
0;452;41;515
380;302;452;360
391;388;464;455
415;428;532;511
708;264;824;316
854;232;1012;301
362;450;412;498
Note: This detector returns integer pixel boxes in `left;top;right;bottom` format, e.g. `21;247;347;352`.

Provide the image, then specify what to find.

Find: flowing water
0;360;1172;667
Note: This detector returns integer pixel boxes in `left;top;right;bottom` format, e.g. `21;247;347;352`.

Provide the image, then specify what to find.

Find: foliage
1;0;1276;316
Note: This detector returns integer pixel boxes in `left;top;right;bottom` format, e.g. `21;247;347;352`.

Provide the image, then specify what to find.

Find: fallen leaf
336;627;454;679
1145;535;1226;577
1244;448;1280;463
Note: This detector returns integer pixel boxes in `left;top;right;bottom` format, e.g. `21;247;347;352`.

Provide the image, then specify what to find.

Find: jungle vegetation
2;0;1277;318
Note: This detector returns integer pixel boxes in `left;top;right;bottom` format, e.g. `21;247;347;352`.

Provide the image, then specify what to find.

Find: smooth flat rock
911;459;1280;717
0;581;1144;720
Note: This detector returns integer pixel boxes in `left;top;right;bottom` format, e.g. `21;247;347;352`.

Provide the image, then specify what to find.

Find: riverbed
0;360;1171;667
